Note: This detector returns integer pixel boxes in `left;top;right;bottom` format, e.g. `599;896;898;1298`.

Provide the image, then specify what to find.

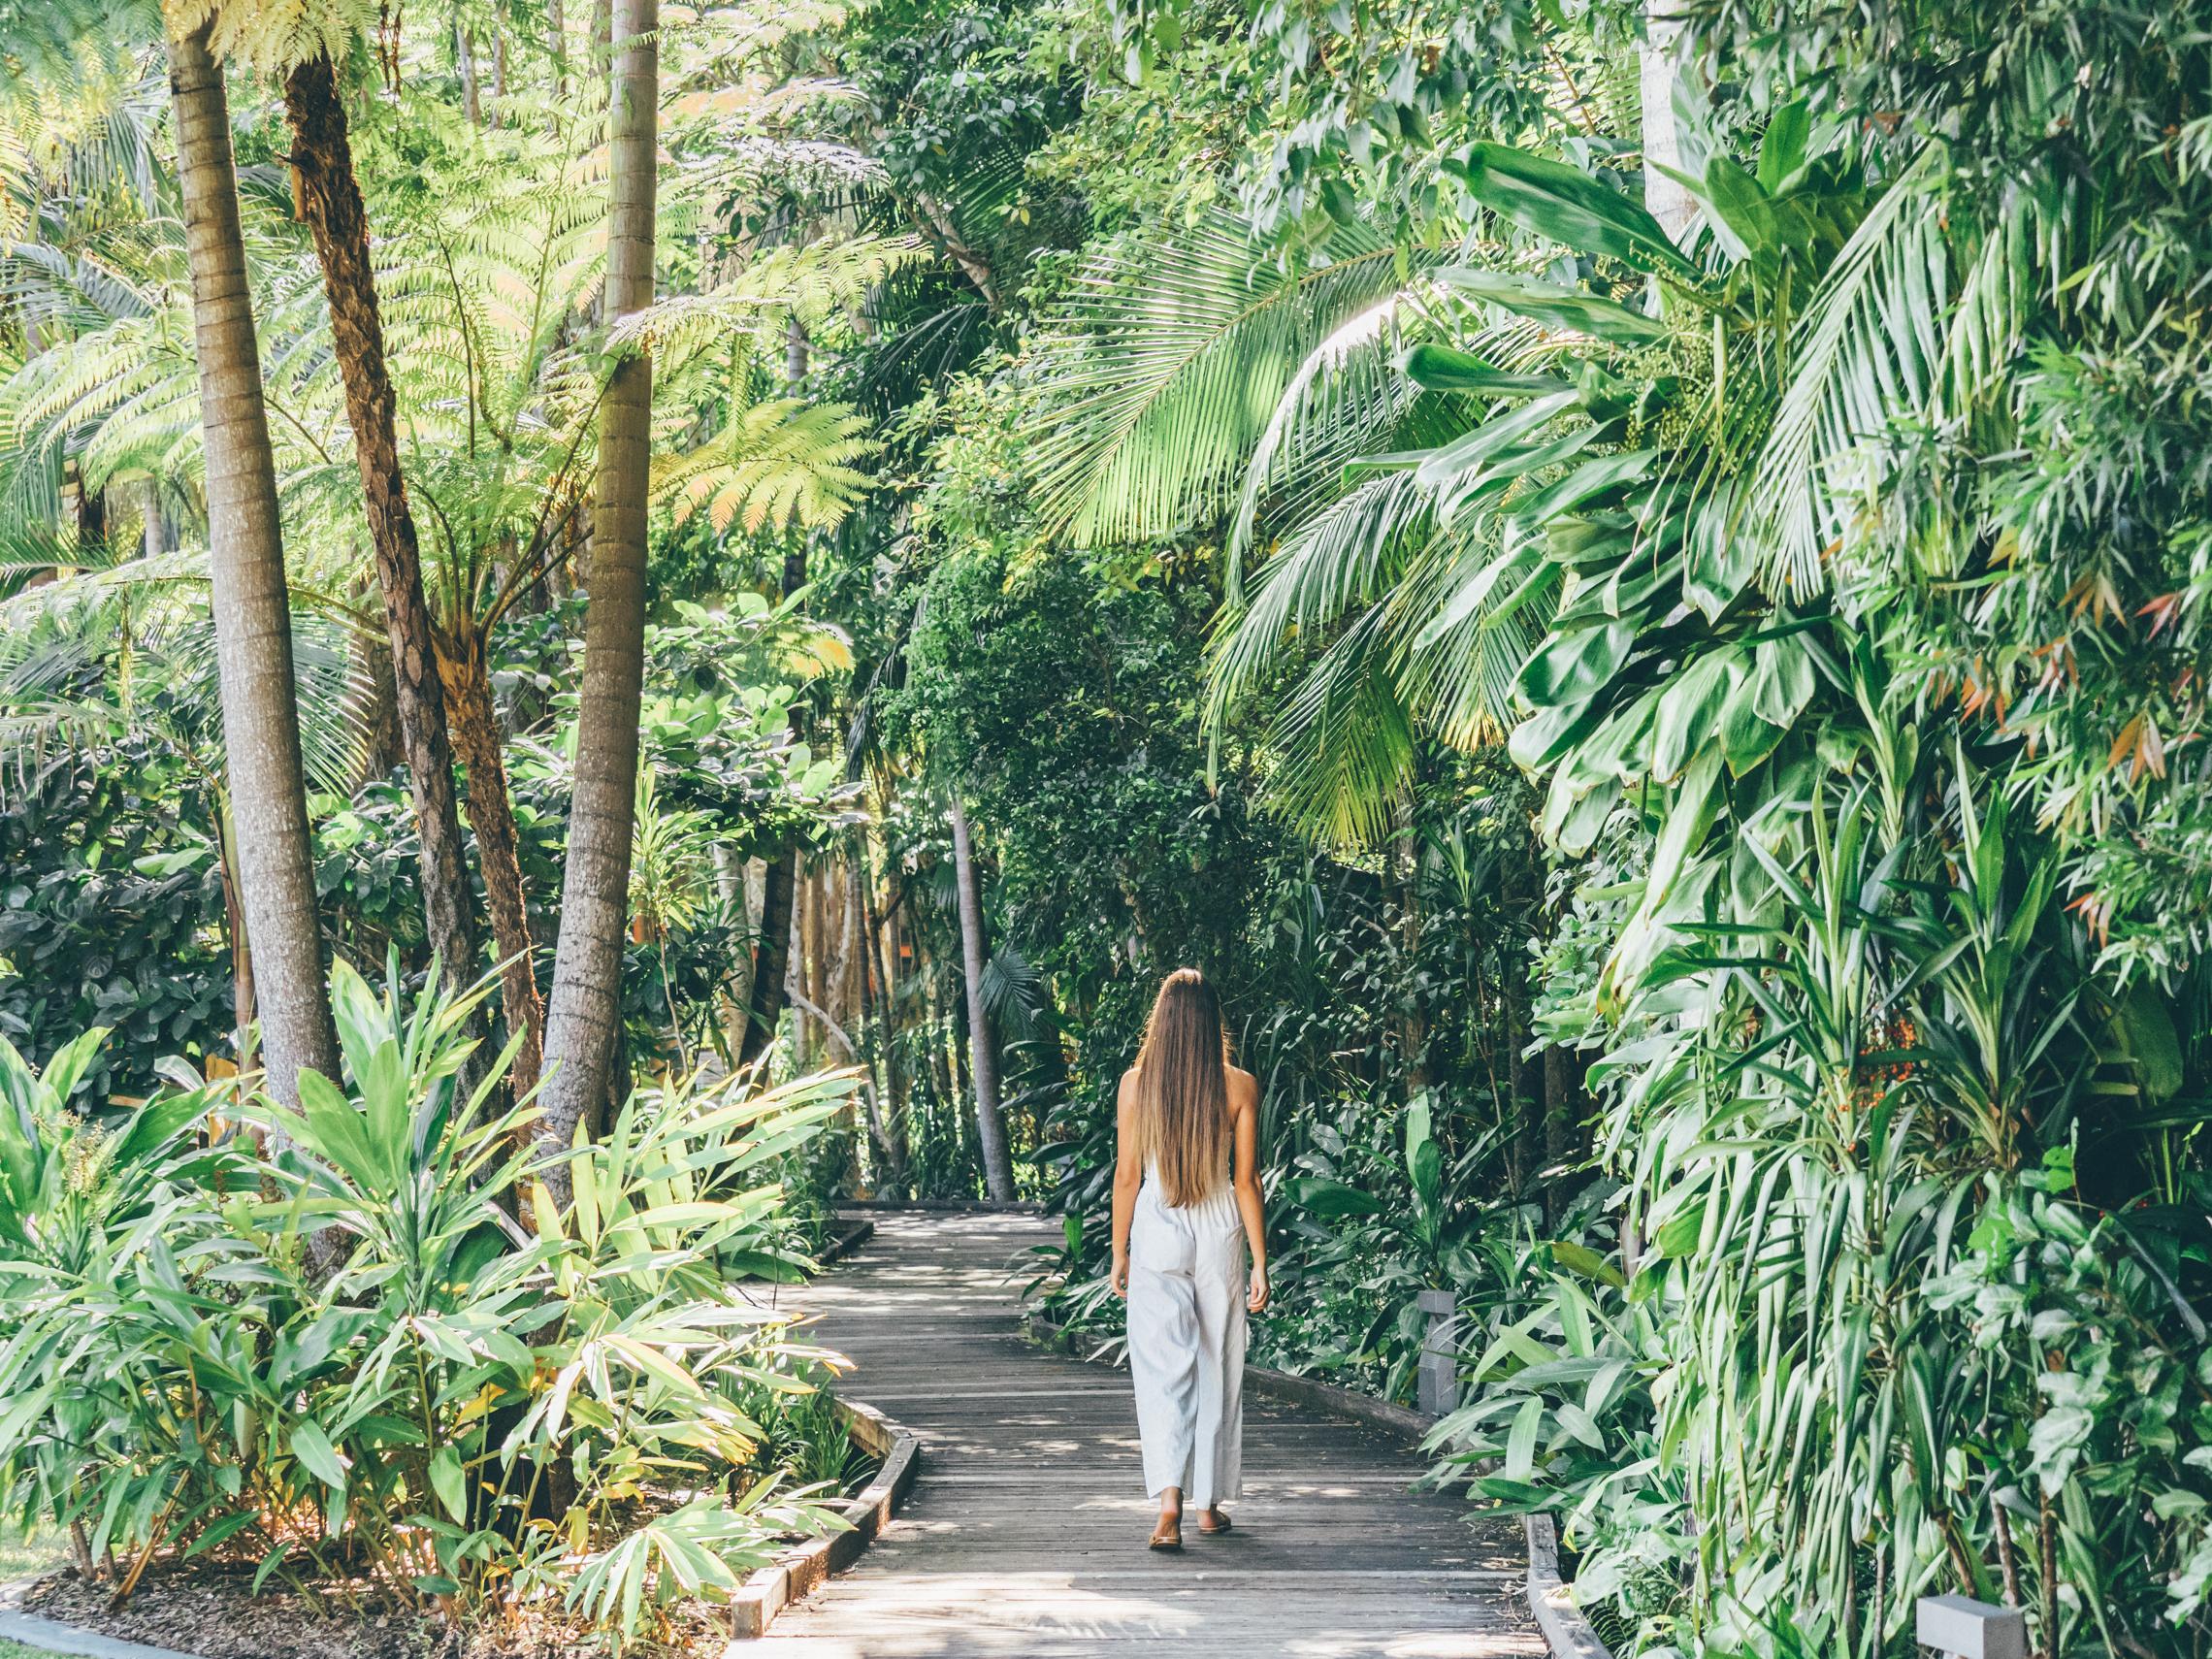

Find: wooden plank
758;1210;1544;1656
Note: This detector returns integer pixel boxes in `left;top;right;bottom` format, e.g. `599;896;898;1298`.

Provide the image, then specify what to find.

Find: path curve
764;1209;1544;1658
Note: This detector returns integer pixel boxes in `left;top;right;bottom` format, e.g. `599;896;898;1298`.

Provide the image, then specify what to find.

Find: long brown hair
1131;967;1230;1207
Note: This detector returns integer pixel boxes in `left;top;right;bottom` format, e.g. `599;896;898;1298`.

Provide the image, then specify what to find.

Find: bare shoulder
1117;1067;1140;1107
1225;1064;1259;1112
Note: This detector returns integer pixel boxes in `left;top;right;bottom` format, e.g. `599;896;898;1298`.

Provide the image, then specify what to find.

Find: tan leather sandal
1149;1514;1183;1551
1198;1511;1232;1535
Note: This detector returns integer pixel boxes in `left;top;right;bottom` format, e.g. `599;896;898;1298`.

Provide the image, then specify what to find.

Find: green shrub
0;961;867;1646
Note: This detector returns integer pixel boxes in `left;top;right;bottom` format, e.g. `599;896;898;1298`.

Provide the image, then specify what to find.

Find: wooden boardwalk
763;1209;1545;1658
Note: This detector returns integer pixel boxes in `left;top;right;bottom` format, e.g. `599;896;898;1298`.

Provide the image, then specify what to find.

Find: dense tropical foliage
1;0;2206;1652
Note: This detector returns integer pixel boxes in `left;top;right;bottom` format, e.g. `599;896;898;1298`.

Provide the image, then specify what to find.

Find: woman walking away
1110;966;1269;1551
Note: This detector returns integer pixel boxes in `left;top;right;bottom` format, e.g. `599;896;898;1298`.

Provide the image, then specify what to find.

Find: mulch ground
20;1562;729;1659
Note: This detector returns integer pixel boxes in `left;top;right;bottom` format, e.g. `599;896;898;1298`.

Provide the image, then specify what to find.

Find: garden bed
13;1558;737;1659
6;1390;893;1659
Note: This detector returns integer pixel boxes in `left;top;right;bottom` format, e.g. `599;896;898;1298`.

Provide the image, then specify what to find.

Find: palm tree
165;12;340;1104
537;0;658;1164
282;49;480;1015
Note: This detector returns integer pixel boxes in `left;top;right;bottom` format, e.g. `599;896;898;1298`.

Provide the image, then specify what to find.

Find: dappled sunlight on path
763;1211;1542;1659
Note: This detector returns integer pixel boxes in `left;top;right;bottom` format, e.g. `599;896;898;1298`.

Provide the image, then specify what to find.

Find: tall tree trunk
168;16;341;1107
441;638;547;1093
141;478;167;555
549;0;569;93
284;52;479;1000
456;12;482;125
1505;854;1544;1197
1641;0;1696;240
537;0;657;1173
737;537;807;1064
858;850;908;1192
1544;1045;1584;1166
949;797;1013;1202
590;0;613;97
739;842;795;1064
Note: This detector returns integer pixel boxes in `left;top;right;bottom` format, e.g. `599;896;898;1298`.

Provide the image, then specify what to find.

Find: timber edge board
727;1394;921;1640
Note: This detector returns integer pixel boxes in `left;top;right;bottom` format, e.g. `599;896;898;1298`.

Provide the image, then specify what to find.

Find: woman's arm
1109;1071;1142;1298
1230;1073;1269;1311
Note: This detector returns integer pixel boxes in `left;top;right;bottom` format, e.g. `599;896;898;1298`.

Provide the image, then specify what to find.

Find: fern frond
653;398;877;535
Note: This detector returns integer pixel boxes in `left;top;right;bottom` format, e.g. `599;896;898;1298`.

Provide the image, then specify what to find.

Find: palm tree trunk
949;797;1013;1202
442;637;546;1093
284;51;479;999
168;15;341;1108
537;0;657;1173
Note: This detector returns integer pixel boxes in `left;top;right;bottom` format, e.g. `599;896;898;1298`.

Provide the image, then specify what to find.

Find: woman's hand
1247;1262;1270;1313
1111;1251;1130;1299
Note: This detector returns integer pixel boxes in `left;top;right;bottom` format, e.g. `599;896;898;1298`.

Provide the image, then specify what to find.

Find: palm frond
1023;211;1440;545
1750;149;1948;591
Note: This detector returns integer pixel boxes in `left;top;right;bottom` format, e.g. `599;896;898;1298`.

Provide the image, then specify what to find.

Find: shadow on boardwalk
764;1209;1545;1658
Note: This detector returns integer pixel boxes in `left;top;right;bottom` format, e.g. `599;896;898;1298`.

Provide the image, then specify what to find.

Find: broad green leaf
430;1445;468;1522
1517;620;1635;706
1438;268;1670;343
1447;144;1701;279
1548;1240;1627;1288
1718;667;1788;776
1402;342;1573;400
1288;1176;1386;1218
1504;1395;1545;1480
289;1419;349;1496
1649;650;1740;783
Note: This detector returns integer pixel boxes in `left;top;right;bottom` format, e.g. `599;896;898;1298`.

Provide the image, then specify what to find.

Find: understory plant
1431;781;2212;1658
0;960;864;1645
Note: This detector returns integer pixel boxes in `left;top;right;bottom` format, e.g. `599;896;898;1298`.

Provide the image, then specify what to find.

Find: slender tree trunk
442;638;547;1093
355;622;404;780
858;852;908;1191
740;844;796;1065
1544;1046;1584;1165
590;0;613;97
737;536;808;1064
537;0;657;1174
284;52;479;999
142;479;167;555
456;13;482;125
1505;856;1544;1196
549;0;569;93
168;16;341;1107
1641;0;1696;240
949;797;1013;1202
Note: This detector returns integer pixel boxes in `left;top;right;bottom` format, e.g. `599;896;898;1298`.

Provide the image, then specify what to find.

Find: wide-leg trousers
1126;1179;1245;1508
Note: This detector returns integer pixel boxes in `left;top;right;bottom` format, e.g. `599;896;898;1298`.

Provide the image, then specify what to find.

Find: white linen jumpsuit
1126;1167;1246;1509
